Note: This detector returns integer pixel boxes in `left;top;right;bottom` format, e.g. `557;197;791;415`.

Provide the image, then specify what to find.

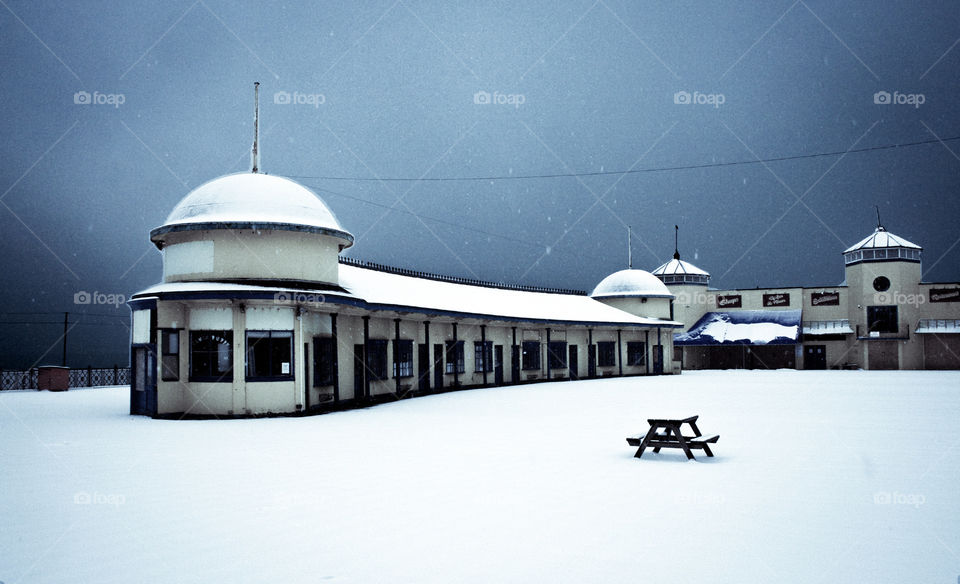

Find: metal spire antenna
252;81;260;173
628;226;633;269
673;225;680;260
875;205;884;231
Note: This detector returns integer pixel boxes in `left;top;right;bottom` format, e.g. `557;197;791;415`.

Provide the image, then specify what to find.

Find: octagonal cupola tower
651;225;710;287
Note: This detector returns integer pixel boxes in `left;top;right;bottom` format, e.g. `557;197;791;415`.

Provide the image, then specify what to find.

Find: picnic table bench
626;415;719;460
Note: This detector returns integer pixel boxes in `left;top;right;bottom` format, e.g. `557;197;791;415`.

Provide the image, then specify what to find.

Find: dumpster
38;366;70;391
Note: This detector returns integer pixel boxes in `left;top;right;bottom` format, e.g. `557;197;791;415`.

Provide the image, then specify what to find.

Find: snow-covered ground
2;370;958;584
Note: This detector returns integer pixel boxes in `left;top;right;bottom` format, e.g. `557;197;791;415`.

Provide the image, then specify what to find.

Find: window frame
160;329;180;381
867;306;899;334
393;339;414;379
547;341;567;370
445;340;465;374
313;336;336;387
521;341;541;371
189;330;234;382
626;341;646;367
366;339;389;381
245;330;294;382
474;341;493;373
597;341;617;367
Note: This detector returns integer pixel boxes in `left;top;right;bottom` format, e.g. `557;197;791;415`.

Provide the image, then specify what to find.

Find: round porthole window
873;276;891;292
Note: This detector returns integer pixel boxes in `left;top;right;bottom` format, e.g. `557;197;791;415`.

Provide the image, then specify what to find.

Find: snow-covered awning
803;320;854;335
675;310;801;346
916;319;960;334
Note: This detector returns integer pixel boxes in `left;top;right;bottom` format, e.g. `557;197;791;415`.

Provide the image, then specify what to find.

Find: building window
597;341;617;367
313;336;336;387
445;340;465;374
627;341;646;367
867;306;899;334
393;339;414;378
547;341;567;369
367;339;389;381
246;331;293;380
522;341;541;370
161;329;179;381
474;341;493;373
190;331;233;382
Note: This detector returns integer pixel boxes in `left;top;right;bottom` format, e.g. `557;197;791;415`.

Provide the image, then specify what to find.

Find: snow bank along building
656;226;960;371
128;172;682;417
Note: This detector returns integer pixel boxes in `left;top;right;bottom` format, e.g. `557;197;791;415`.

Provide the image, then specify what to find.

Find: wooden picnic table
626;415;719;460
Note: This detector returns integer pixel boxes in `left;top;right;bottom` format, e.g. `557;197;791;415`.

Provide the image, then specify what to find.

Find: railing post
87;365;93;387
113;365;118;385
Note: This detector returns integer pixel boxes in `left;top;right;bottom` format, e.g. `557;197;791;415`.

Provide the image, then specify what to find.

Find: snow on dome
150;172;353;248
590;269;674;299
651;257;710;277
843;227;920;253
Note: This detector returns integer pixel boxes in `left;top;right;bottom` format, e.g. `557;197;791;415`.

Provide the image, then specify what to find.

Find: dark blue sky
1;0;958;368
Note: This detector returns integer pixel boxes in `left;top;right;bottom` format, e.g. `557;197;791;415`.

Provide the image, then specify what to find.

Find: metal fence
0;367;130;391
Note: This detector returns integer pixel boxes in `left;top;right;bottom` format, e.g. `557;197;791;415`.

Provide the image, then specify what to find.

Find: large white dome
150;172;353;249
590;269;674;299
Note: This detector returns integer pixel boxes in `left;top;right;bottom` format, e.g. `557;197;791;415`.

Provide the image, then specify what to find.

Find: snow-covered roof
150;172;353;248
590;269;674;299
844;227;920;253
651;257;710;277
675;310;801;345
132;265;683;328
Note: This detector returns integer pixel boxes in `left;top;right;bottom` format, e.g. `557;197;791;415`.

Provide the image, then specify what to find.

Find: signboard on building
811;291;840;306
930;288;960;303
763;293;791;307
717;294;742;309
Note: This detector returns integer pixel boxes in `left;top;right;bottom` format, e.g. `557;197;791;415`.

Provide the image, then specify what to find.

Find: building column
481;324;488;387
546;327;551;380
617;329;623;377
394;318;402;395
331;313;339;403
362;315;370;400
423;320;431;392
645;330;650;375
452;322;459;387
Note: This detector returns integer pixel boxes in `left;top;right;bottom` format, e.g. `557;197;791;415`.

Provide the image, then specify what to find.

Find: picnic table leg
669;425;696;460
701;443;714;457
634;428;656;458
688;421;703;438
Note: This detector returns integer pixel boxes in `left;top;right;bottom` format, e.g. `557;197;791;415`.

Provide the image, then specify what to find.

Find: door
804;345;827;370
418;343;430;392
511;345;520;383
494;345;504;385
130;344;157;416
568;345;578;380
353;344;365;400
433;343;444;389
653;345;664;374
588;345;597;378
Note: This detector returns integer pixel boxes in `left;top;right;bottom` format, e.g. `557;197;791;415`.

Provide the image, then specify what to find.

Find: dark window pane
627;342;646;367
597;342;617;367
547;341;567;369
314;337;336;387
190;331;233;381
522;341;540;370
